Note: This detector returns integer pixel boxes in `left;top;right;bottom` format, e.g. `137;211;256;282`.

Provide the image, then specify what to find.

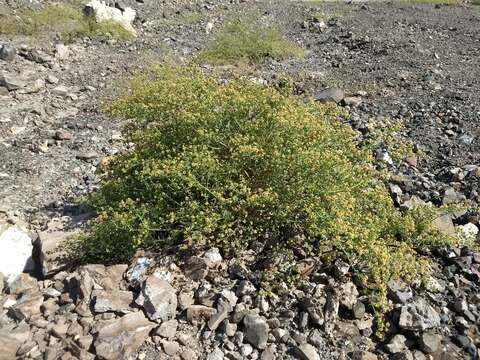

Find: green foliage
0;4;135;42
197;18;305;65
79;66;456;324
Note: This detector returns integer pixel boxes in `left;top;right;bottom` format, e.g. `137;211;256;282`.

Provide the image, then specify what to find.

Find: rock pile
1;237;480;360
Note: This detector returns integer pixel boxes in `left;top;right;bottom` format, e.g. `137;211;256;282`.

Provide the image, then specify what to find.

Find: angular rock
0;322;31;360
94;311;155;360
0;227;35;279
294;343;320;360
137;274;177;321
243;314;269;350
92;289;134;314
432;214;455;237
419;332;442;354
7;273;38;295
398;298;441;331
156;319;177;339
186;305;215;324
9;293;44;321
184;256;208;281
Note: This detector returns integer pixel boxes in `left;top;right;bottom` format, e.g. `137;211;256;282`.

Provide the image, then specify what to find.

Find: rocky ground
1;0;480;359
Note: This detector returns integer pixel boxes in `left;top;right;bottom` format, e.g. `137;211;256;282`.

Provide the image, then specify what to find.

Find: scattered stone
0;73;25;90
136;274;177;322
314;87;344;104
243;314;269;349
184;256;208;280
162;340;180;356
398;298;441;331
186;305;215;323
0;45;16;61
92;289;134;314
94;311;156;360
156;319;177;339
419;332;442;354
386;334;408;354
294;343;320;360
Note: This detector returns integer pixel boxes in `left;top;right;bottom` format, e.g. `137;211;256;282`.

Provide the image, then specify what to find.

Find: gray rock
184;256;208;281
186;305;215;324
323;288;339;335
419;332;442;353
0;45;15;61
162;340;180;356
9;293;43;320
352;301;366;319
388;281;413;304
260;346;276;360
137;274;177;322
207;348;224;360
94;311;156;360
92;289;134;314
294;343;320;360
399;298;441;331
243;314;269;349
0;74;25;90
0;322;31;359
7;273;38;295
208;297;232;331
431;214;455;236
156;319;177;339
314;87;344;104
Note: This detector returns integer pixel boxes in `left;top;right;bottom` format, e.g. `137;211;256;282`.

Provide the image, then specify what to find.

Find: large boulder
94;311;156;360
0;227;35;280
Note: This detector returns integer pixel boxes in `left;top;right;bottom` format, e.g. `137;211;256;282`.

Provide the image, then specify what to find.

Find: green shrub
0;4;135;42
79;66;455;323
197;18;305;65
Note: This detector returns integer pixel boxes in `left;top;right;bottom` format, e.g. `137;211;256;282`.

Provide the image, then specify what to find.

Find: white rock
84;0;136;35
205;22;214;34
457;223;479;242
55;44;70;61
0;227;34;280
203;247;222;267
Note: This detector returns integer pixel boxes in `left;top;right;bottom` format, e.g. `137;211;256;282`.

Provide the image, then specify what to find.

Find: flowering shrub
80;66;453;321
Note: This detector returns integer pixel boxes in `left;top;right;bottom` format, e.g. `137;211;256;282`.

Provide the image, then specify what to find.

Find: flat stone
314;87;344;104
8;273;38;295
162;340;180;356
94;311;156;360
0;74;26;90
92;289;134;314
